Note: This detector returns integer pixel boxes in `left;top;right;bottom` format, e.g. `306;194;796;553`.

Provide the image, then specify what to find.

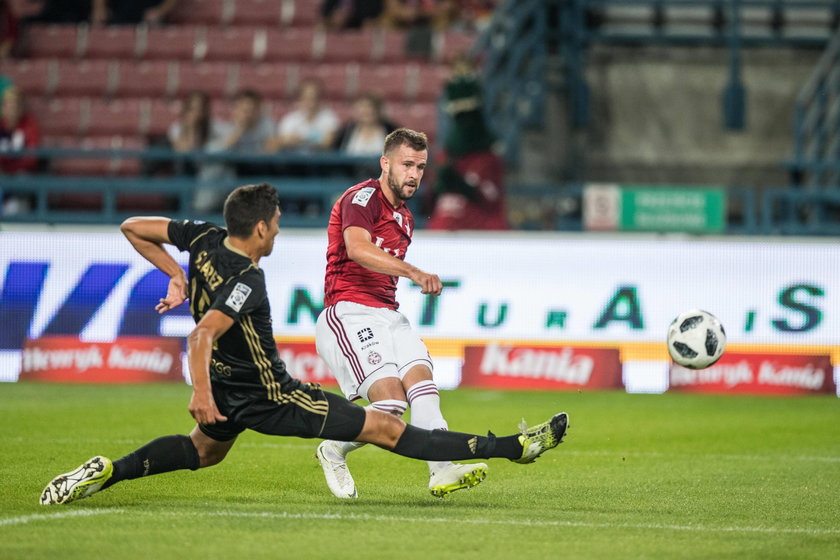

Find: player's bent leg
40;456;113;505
189;425;237;468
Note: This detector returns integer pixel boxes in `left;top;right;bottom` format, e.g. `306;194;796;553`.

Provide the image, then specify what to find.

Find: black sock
390;425;523;461
101;435;200;490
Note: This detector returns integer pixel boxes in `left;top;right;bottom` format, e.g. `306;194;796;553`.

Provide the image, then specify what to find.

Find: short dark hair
383;128;428;156
234;89;262;104
223;183;279;238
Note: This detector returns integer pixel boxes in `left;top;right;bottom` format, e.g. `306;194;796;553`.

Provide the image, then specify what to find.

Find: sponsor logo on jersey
225;282;252;312
352;187;376;207
357;327;374;342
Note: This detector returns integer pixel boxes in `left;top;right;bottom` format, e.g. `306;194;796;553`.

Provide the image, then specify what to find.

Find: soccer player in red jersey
315;128;488;498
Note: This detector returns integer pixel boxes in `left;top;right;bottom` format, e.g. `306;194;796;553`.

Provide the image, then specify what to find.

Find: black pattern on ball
705;329;719;356
672;341;698;359
679;315;703;333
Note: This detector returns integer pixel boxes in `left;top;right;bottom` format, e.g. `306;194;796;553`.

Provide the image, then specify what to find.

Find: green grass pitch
1;383;838;559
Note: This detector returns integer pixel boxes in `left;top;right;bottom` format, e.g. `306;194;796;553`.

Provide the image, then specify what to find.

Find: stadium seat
174;62;235;98
24;24;80;58
263;27;315;62
146;98;182;137
234;63;290;100
48;135;144;179
392;102;438;140
282;0;320;27
230;0;282;26
115;61;175;98
85;99;144;136
53;60;117;97
169;0;228;25
357;64;409;102
376;30;410;63
203;27;260;61
139;26;202;60
412;64;450;102
321;30;377;62
32;97;85;136
80;26;139;59
0;59;57;97
297;63;350;101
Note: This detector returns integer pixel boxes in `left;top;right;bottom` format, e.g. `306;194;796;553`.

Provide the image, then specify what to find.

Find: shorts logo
225;282;252;312
357;327;374;342
352;187;376;207
367;351;382;365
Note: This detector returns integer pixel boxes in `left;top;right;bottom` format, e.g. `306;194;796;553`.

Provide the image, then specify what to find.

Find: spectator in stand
380;0;460;58
168;90;228;177
0;86;41;215
320;0;384;30
330;93;398;156
0;73;11;94
267;79;339;153
91;0;178;25
0;0;19;59
426;62;508;231
189;89;274;213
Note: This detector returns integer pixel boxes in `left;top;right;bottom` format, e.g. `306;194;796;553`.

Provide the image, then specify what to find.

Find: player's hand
188;390;228;425
411;271;443;296
156;276;188;314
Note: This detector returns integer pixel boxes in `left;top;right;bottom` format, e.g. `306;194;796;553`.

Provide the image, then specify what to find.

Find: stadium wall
564;46;821;187
1;226;837;395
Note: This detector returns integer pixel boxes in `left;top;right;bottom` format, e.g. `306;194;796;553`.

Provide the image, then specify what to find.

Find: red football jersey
324;179;414;310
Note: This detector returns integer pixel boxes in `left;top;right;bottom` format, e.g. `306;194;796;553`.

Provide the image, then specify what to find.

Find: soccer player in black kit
40;183;568;505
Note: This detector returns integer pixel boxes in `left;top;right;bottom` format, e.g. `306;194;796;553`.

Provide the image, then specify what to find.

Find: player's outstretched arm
121;217;188;313
186;310;233;425
344;226;442;295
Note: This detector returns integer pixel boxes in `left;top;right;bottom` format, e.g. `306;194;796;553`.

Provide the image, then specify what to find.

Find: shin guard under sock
391;425;523;461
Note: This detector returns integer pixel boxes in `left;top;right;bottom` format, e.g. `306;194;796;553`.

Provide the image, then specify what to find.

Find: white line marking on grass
0;509;121;528
563;450;840;463
167;510;840;536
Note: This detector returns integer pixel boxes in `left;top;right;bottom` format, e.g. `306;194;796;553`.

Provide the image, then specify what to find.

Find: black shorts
199;378;367;443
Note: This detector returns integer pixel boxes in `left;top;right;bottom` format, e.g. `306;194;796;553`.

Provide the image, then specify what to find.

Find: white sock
406;380;451;475
327;400;408;460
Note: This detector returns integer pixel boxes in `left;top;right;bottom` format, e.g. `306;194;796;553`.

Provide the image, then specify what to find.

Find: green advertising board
619;186;726;233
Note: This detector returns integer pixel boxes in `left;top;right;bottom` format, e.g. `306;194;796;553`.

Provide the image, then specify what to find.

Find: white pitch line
0;509;121;527
162;510;840;536
3;508;837;537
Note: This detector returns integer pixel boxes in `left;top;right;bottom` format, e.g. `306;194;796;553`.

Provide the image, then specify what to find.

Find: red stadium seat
391;102;439;140
139;26;202;60
297;63;349;101
48;135;143;178
357;64;409;102
174;62;234;98
80;26;139;59
24;24;80;58
412;63;450;102
0;59;57;97
263;27;315;62
377;30;411;63
282;0;320;27
169;0;228;25
321;30;376;62
235;63;290;100
202;27;260;61
85;99;144;136
32;97;85;136
146;98;182;137
230;0;282;26
115;61;175;98
53;60;117;97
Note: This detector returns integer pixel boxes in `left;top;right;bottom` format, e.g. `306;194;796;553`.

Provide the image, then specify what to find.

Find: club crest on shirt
225;282;252;312
367;351;382;365
352;187;376;207
393;212;403;226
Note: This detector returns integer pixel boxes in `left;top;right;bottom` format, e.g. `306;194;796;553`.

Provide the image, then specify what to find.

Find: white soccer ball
667;309;726;369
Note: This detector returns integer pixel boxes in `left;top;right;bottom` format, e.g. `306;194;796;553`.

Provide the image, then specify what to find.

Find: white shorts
315;301;433;402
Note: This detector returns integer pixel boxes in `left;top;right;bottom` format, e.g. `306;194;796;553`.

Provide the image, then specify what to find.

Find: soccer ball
667;309;726;369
